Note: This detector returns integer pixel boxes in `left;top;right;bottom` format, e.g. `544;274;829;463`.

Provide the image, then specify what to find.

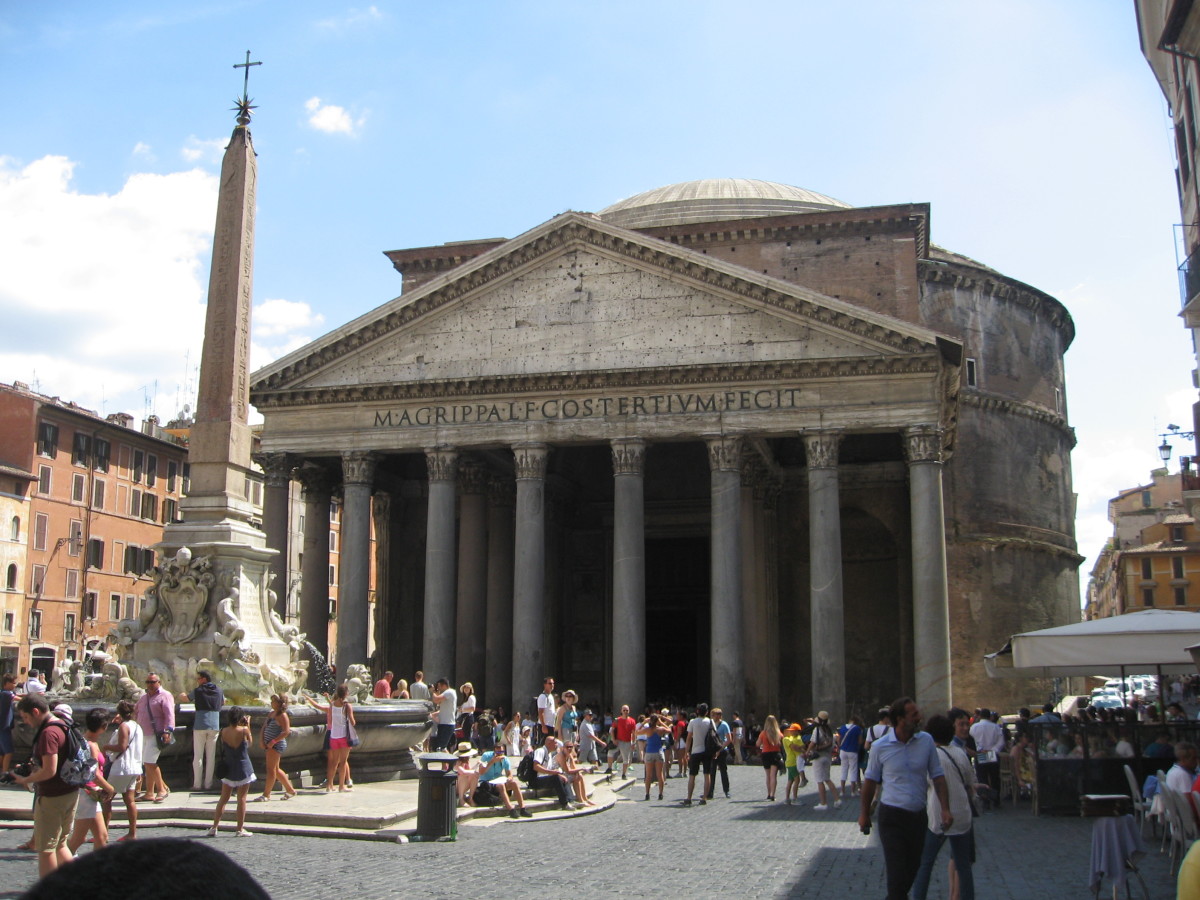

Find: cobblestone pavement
0;766;1176;899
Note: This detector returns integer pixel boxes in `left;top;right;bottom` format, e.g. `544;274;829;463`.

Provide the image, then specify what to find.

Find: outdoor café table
1089;813;1149;899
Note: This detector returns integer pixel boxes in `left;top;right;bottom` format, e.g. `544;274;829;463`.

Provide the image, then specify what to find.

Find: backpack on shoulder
516;751;536;783
43;718;98;788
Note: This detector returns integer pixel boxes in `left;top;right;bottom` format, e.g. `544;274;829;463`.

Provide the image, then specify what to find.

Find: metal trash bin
415;752;459;841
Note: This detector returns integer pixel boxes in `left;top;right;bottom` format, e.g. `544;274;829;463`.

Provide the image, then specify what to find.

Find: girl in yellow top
782;723;807;805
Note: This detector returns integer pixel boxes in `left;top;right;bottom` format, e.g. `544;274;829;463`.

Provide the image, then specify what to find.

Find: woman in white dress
101;698;144;841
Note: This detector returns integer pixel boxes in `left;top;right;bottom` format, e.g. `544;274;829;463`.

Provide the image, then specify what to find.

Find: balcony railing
1179;244;1200;309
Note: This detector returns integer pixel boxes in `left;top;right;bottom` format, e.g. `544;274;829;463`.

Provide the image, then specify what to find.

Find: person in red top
14;693;78;876
609;705;637;779
373;671;394;700
673;714;690;777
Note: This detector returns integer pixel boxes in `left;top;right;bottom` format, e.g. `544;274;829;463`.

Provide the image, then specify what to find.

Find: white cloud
181;136;225;164
132;142;155;160
304;97;364;136
315;6;383;31
0;154;216;421
251;298;324;369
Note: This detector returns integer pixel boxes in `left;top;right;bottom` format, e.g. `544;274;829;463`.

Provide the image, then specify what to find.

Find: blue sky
0;1;1192;589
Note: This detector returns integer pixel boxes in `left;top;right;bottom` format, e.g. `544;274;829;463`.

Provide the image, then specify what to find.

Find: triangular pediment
251;213;954;400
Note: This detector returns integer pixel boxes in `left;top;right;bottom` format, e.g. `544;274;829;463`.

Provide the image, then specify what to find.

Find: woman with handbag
206;707;255;837
102;698;143;841
911;714;978;900
306;686;357;792
255;694;297;802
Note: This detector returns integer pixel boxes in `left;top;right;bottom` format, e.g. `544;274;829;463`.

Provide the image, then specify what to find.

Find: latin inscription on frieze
372;388;807;429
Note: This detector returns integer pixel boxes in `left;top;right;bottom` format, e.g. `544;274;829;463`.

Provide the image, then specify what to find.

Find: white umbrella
985;609;1200;679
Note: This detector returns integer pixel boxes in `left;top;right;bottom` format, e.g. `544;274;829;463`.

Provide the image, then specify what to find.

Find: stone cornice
960;391;1076;447
252;214;948;395
252;354;945;410
952;534;1083;567
919;258;1075;350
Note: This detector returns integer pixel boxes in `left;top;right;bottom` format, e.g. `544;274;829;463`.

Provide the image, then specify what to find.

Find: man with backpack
13;693;82;876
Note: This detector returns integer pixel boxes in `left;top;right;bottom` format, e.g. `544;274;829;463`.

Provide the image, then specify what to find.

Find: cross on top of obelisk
232;50;262;125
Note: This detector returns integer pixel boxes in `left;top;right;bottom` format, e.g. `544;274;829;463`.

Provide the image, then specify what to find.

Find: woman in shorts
757;715;784;801
255;694;296;801
102;699;143;841
639;714;671;801
306;685;356;792
67;708;118;854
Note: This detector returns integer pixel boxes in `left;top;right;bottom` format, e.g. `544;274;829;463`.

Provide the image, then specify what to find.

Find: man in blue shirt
705;708;733;800
476;749;533;818
859;697;953;900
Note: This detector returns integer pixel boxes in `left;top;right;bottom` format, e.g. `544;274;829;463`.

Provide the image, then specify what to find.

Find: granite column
423;447;458;683
807;431;845;722
455;462;488;691
485;479;515;714
611;438;647;713
296;467;333;674
338;451;376;669
511;443;549;713
707;435;744;713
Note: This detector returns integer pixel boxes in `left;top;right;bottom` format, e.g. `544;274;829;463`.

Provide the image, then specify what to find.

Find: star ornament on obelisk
233;50;261;125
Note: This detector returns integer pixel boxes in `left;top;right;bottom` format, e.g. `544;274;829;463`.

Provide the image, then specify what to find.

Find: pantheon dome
598;178;850;229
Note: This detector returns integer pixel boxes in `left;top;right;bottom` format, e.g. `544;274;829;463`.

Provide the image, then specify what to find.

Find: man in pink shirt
135;672;175;802
373;671;394;699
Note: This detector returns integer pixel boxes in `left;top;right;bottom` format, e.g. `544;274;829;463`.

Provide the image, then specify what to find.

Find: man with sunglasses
134;673;174;803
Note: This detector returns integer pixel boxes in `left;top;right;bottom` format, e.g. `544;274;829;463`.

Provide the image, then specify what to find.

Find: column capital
904;425;945;465
611;438;647;476
295;465;334;498
341;450;378;485
705;435;744;472
254;452;297;487
458;460;488;495
487;476;515;508
424;446;459;483
372;490;391;525
513;442;550;480
803;431;841;470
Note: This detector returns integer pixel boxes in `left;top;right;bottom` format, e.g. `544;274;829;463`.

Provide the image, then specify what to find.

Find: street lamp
1157;424;1197;464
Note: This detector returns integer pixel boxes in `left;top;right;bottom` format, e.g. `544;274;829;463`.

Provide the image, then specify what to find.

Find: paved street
0;766;1178;899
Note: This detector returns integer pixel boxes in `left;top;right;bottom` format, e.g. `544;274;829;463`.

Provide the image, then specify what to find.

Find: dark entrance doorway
645;536;709;707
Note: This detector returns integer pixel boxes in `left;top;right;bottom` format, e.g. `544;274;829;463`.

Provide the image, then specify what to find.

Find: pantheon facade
250;179;1080;720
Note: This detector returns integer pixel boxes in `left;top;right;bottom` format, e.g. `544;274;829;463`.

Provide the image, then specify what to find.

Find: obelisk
129;57;297;698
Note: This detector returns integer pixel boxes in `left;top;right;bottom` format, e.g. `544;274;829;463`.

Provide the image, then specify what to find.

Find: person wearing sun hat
454;740;481;807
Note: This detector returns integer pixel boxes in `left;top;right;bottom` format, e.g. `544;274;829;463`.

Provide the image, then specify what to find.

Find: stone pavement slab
0;765;1178;898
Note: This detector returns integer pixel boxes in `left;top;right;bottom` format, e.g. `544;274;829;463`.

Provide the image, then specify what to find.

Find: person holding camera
12;693;77;876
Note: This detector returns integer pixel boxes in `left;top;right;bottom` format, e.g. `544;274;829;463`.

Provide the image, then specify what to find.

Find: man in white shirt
683;702;715;806
23;670;45;695
430;678;457;752
531;734;575;809
537;677;557;746
969;708;1005;795
1166;741;1198;793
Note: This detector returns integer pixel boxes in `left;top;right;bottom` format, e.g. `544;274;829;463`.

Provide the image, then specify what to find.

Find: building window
162;498;177;524
1174;557;1186;579
94;438;110;473
28;610;41;639
68;520;82;556
71;432;91;467
1054;388;1062;414
132;449;145;484
125;595;136;619
33;513;48;552
1142;558;1153;580
5;564;16;591
1177;119;1192;185
130;489;142;518
86;538;104;570
71;473;85;503
9;516;18;541
123;545;154;577
330;501;339;523
37;422;59;458
2;611;12;633
1142;491;1152;508
329;564;336;586
38;465;51;496
182;463;190;494
65;568;78;599
82;591;97;620
167;460;178;493
141;493;157;522
330;532;337;553
1144;587;1156;606
147;454;157;488
965;358;977;387
109;593;121;620
1177;587;1189;606
31;564;45;595
63;613;75;642
93;479;105;510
